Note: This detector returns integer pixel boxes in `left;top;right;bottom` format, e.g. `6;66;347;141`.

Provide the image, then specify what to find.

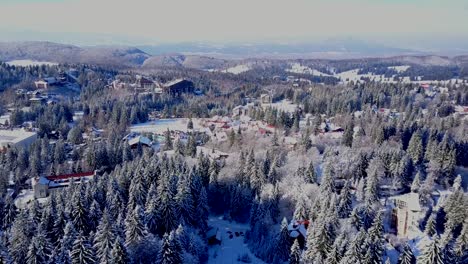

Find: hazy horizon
1;0;468;55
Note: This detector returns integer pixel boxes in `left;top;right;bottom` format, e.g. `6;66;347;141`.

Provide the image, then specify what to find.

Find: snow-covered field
262;99;299;113
388;65;410;73
222;64;251;74
130;118;202;134
208;216;265;264
286;63;332;76
285;63;466;85
6;59;58;66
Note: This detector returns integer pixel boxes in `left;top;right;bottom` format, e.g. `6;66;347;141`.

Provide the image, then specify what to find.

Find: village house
0;128;37;152
135;75;157;89
163;79;195;96
260;93;272;104
34;77;57;89
123;132;152;148
197;146;229;161
32;171;96;198
390;192;423;238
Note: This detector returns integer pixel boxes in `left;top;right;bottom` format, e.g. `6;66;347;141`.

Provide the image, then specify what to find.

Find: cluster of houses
34;69;80;91
111;75;197;96
417;83;449;98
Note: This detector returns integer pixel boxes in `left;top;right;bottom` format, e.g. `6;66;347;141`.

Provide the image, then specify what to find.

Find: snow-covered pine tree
2;195;17;229
320;162;335;195
340;230;365;264
125;205;148;247
26;224;53;264
158;232;183;264
350;207;362;230
88;199;102;232
289;238;302;264
342;121;354;147
325;241;341;264
127;169;148;209
338;180;353;218
365;158;383;204
365;211;384;264
397;242;416;264
8;211;30;264
407;131;424;165
93;210;116;264
305;160;317;184
453;219;468;262
424;213;437;237
293;197;309;221
145;183;159;235
274;218;292;262
411;171;421;193
303;221;332;263
418;236;445;264
70;232;95;264
155;172;178;236
163;128;173;151
176;175;196;227
195;186;209;231
110;237;130;264
71;184;90;235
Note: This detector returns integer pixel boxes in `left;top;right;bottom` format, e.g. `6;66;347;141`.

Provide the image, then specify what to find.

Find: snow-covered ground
285;63;465;86
222;64;251;74
262;99;299;113
286;63;332;76
388;65;410;73
208;216;266;264
130;118;204;134
14;189;35;209
6;59;58;67
0;114;10;125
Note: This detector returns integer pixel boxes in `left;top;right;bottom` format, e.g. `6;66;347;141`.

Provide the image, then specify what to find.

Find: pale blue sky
0;0;467;47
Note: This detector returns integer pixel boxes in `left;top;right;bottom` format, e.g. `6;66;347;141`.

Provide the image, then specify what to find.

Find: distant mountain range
1;41;467;71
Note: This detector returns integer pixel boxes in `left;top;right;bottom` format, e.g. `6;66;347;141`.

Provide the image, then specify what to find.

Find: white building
32;171;95;198
0;129;37;151
390;192;423;238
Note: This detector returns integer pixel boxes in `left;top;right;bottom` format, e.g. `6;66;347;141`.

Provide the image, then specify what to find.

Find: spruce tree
418;237;444;264
158;232;183;264
94;210;116;264
110;237;130;264
305;160;317;184
70;232;96;264
71;185;90;234
124;205;148;247
365;211;384;264
342;121;354;147
407;131;424;165
425;213;437;237
338;180;352;218
8;211;30;264
411;171;421;193
397;243;416;264
275;218;292;262
289;239;301;264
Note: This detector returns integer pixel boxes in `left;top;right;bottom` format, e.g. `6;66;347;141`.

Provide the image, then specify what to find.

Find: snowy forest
0;59;467;264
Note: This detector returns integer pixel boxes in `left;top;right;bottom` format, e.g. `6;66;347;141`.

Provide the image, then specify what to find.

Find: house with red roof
32;171;96;198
